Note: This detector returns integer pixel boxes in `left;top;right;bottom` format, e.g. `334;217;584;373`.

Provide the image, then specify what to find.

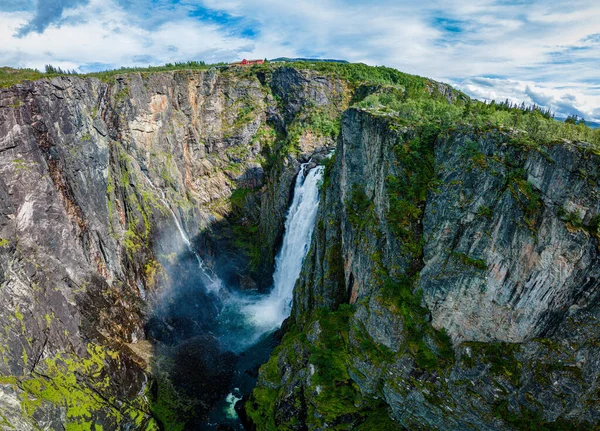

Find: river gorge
0;63;598;430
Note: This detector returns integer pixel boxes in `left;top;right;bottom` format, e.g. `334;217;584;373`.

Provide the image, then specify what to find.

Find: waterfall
270;163;324;317
207;163;324;426
139;170;222;292
98;85;109;117
220;163;324;348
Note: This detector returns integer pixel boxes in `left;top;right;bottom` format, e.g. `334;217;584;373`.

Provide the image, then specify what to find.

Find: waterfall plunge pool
147;164;324;430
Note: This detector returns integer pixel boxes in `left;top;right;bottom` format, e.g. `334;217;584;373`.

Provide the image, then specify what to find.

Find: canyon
0;63;598;430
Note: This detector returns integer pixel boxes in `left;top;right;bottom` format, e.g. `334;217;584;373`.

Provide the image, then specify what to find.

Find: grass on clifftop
3;59;598;149
0;67;51;88
356;88;600;148
1;60;431;95
0;61;217;88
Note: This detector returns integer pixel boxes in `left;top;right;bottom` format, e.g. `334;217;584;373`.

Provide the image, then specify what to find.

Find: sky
0;0;599;122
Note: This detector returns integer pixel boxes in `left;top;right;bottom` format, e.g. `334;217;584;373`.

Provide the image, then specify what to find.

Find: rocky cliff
246;107;600;430
0;62;598;431
0;65;347;429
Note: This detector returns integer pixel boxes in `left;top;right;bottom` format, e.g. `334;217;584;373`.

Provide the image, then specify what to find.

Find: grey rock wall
259;108;600;430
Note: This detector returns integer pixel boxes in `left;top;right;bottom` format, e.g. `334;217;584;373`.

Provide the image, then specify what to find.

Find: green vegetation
147;374;191;431
386;126;437;256
232;103;255;129
86;61;215;82
565;114;586;125
477;205;493;219
232;223;262;271
463;138;489;170
0;67;48;88
492;400;592;431
3;57;597;430
248;296;453;429
462;342;521;386
1;61;215;88
246;305;403;430
2;60;596;149
114;86;130;104
44;65;78;75
0;65;79;88
306;109;341;138
557;206;600;238
351;402;400;431
451;251;488;271
144;259;161;288
12;158;30;171
591;215;600;235
381;276;454;371
2;61;424;92
558;206;584;228
285;61;429;97
0;344;156;430
244;338;282;429
507;168;544;231
346;184;375;229
307;306;362;426
264;107;341;169
357;87;600;147
347;113;454;374
214;186;265;274
9;99;23;109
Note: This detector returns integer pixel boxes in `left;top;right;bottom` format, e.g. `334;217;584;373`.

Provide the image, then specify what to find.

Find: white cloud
0;0;258;70
455;77;600;121
0;0;598;120
15;0;90;36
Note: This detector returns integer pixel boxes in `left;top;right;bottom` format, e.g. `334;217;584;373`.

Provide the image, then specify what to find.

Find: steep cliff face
0;76;153;430
247;108;600;430
421;128;600;343
0;66;347;429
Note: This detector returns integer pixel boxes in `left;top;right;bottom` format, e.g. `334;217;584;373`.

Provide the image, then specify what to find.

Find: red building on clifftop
230;59;265;66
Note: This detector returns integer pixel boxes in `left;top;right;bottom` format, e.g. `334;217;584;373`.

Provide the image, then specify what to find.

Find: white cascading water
233;163;324;344
265;163;324;321
211;163;324;425
139;170;222;292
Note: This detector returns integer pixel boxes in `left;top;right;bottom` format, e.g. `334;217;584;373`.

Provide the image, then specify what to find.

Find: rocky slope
0;65;347;429
246;108;600;430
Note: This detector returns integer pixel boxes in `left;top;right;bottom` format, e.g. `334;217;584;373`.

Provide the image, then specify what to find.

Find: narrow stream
140;169;222;292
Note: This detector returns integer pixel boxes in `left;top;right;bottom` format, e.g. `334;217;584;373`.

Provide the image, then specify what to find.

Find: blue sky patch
433;17;465;33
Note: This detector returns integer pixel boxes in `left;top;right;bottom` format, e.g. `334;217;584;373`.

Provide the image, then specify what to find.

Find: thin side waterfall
139;170;222;292
98;86;109;117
